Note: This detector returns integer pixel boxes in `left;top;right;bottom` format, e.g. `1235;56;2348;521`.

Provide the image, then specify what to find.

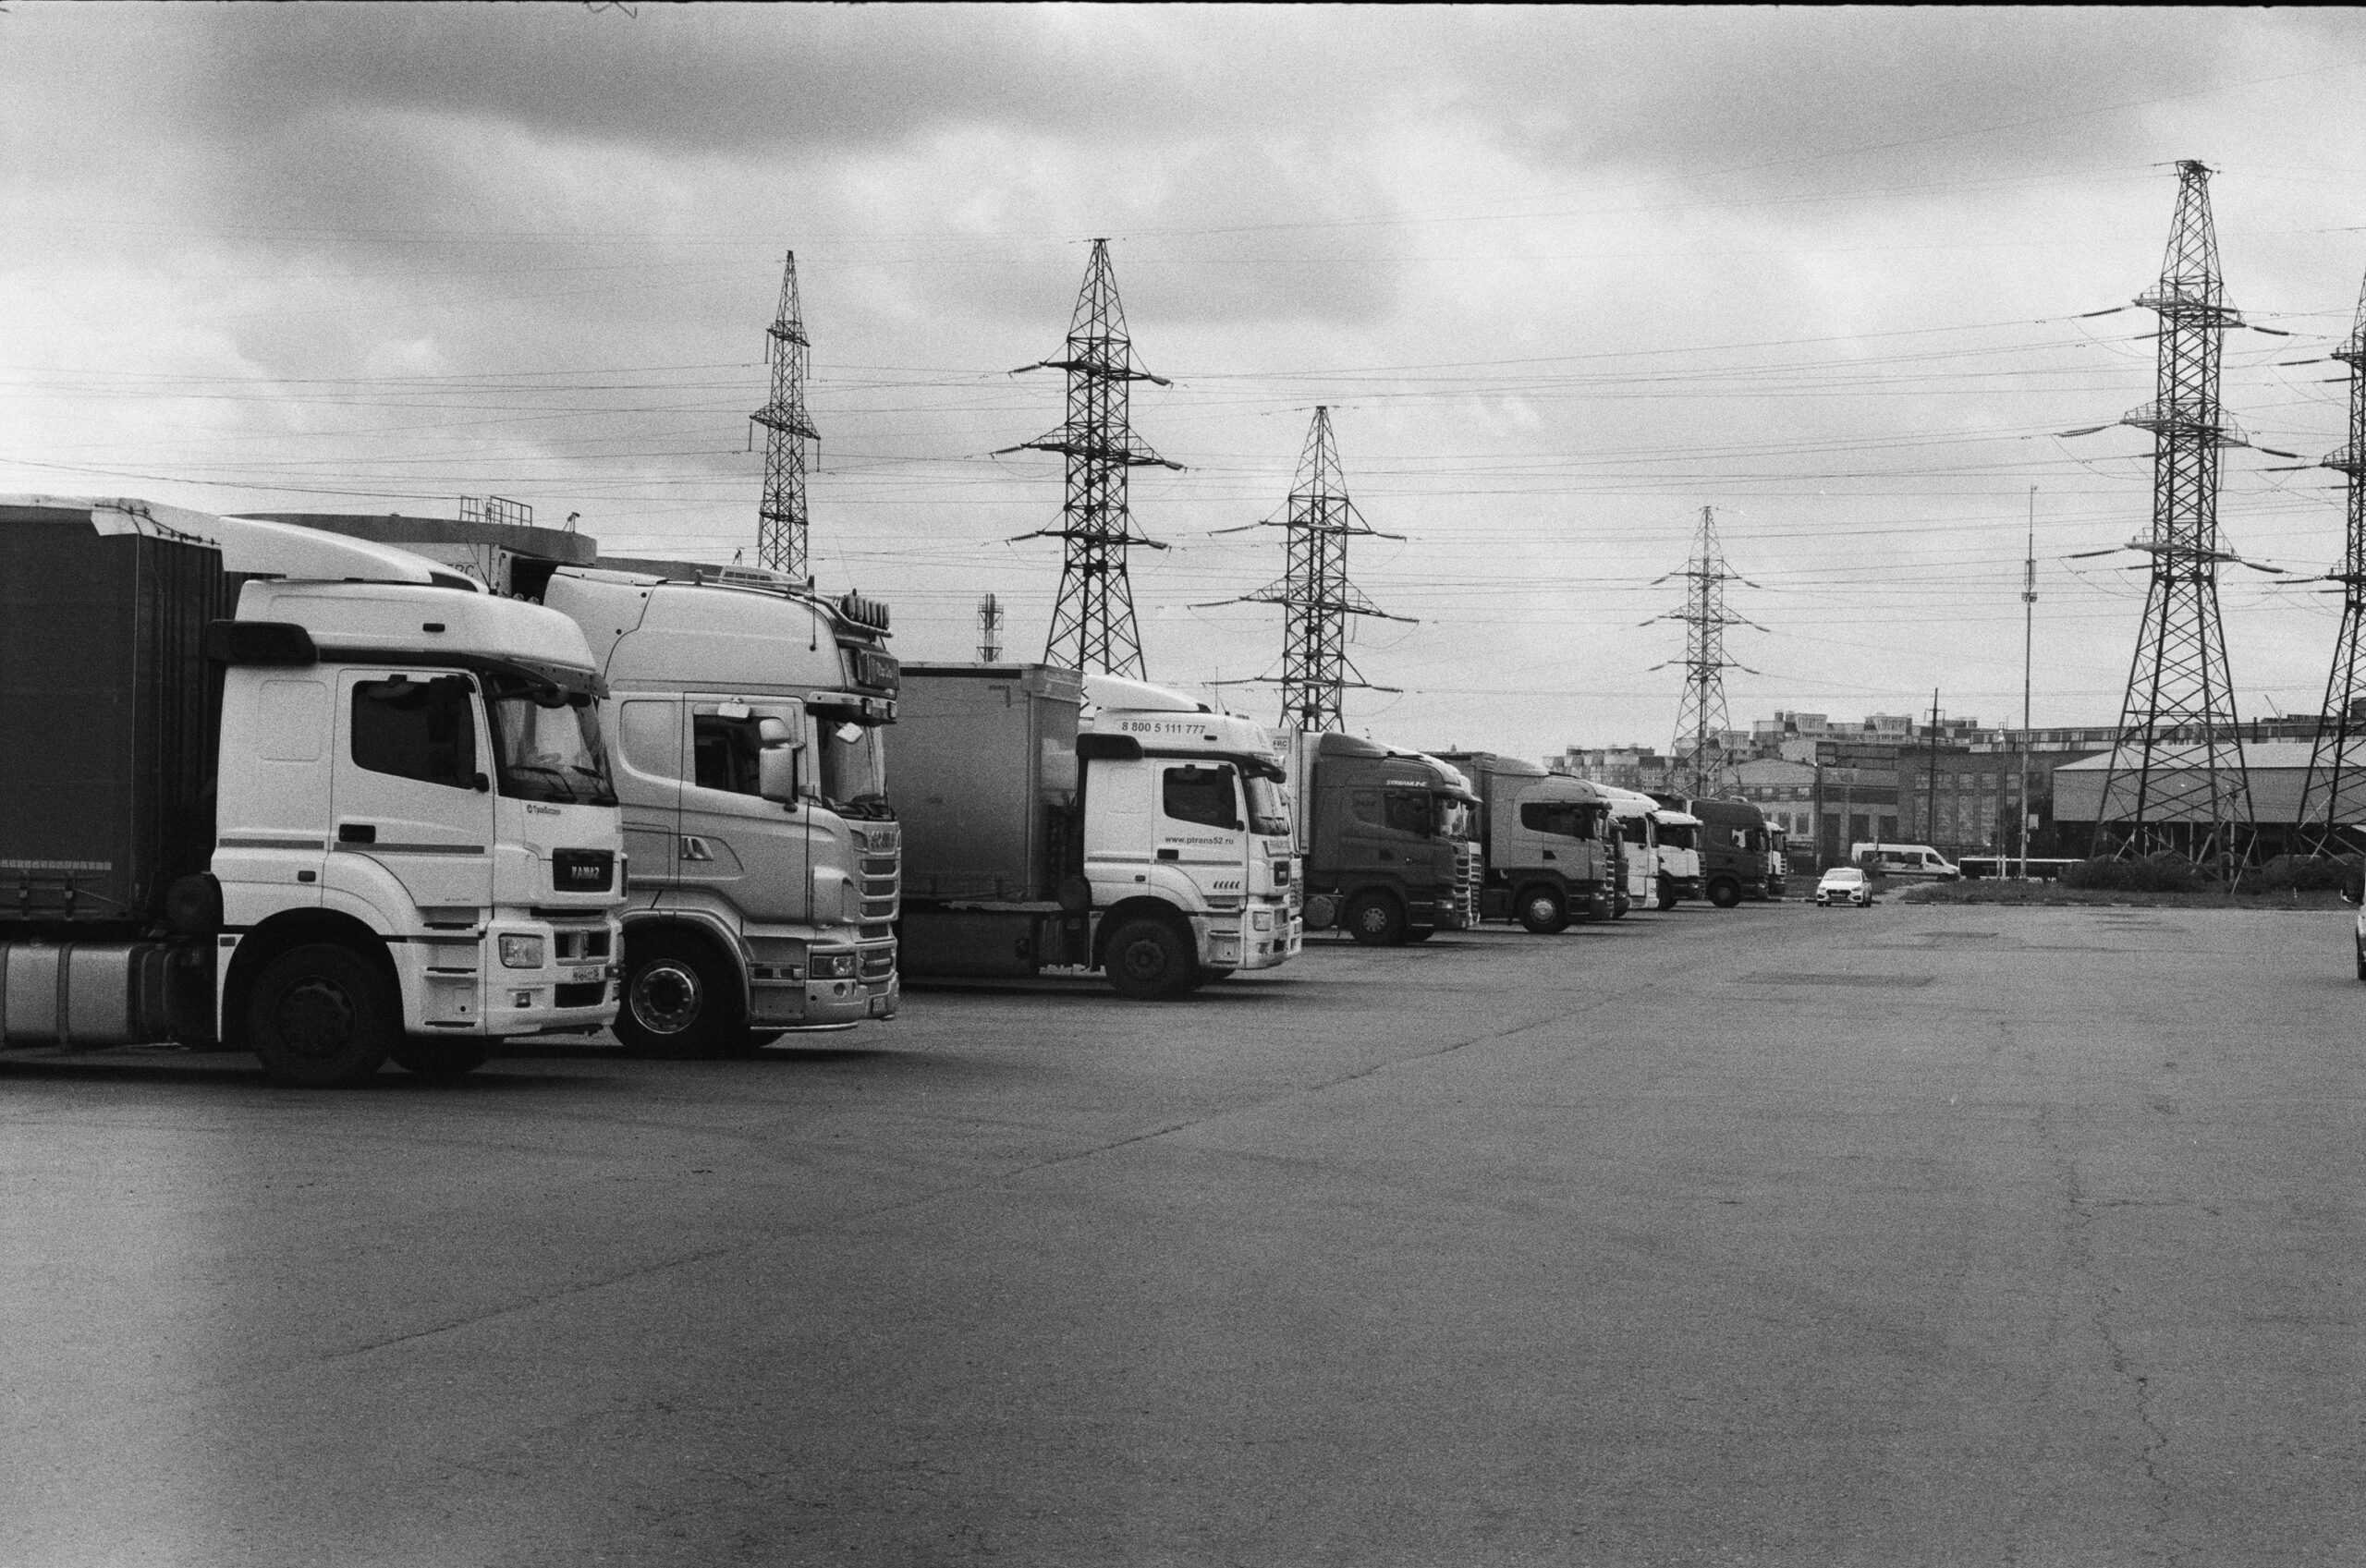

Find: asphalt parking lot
5;899;2362;1567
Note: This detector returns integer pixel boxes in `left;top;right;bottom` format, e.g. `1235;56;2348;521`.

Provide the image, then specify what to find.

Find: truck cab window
693;714;763;796
1518;801;1591;839
811;717;891;818
485;675;617;806
1383;790;1433;836
1348;789;1384;827
1243;773;1291;837
352;675;478;790
1163;765;1241;831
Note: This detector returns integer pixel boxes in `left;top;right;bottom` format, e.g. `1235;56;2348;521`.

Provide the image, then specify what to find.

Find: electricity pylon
1653;505;1754;797
1223;407;1410;731
2092;161;2256;861
2298;269;2366;850
978;592;1005;662
1001;239;1180;678
750;251;817;581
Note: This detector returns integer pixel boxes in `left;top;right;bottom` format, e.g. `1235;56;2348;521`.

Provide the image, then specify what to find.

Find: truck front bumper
1202;906;1300;972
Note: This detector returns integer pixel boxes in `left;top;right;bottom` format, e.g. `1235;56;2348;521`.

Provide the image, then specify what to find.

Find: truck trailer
1420;750;1616;932
1;498;626;1086
1271;730;1478;945
889;665;1301;997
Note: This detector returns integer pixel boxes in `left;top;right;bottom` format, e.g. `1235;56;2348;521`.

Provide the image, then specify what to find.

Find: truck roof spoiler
5;496;473;589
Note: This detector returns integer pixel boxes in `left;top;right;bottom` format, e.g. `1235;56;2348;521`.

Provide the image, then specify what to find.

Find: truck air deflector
204;620;318;667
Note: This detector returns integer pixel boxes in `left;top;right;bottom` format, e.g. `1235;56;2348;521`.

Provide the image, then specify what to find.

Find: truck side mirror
759;743;802;804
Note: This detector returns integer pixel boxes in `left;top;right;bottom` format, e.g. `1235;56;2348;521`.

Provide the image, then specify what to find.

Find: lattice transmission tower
2297;270;2366;849
1228;407;1409;731
1002;239;1180;678
1655;505;1753;797
2092;161;2256;861
750;250;818;581
978;592;1005;662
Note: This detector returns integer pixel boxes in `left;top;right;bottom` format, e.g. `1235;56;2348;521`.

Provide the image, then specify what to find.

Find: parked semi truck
1421;750;1616;932
1650;805;1705;907
1597;786;1663;912
1650;794;1772;906
1;498;626;1086
889;665;1300;997
1270;730;1479;944
538;561;901;1051
243;516;903;1054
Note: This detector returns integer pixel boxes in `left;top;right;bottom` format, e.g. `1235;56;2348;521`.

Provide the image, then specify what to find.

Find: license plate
570;966;604;983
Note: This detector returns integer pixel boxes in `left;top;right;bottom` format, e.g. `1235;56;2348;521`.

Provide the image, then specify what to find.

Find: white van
1850;842;1960;881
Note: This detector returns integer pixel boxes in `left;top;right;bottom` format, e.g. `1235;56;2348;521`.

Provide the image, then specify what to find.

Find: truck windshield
484;676;616;807
1244;775;1290;837
813;716;893;820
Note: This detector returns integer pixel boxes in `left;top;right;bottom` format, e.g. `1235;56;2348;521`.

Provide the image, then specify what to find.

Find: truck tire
1658;874;1679;909
1709;878;1742;908
1612;890;1630;919
616;930;750;1058
1345;892;1407;946
248;943;396;1088
1405;924;1436;942
1516;887;1568;934
1104;918;1193;999
389;1038;499;1079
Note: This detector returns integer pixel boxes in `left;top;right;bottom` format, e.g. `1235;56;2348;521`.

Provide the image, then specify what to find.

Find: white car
1816;866;1872;907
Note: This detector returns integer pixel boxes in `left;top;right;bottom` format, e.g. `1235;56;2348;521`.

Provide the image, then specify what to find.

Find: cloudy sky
10;6;2366;761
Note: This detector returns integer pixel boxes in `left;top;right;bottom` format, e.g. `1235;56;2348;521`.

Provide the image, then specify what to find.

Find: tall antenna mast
1003;239;1181;678
1656;505;1751;797
1229;407;1411;731
978;592;1005;662
2093;161;2255;861
751;251;818;582
2020;487;2037;878
2298;268;2366;851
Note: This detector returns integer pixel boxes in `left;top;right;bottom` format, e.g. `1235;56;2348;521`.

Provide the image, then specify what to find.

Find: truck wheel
1709;879;1742;908
1658;874;1678;909
248;943;396;1088
1105;918;1192;999
616;931;750;1058
1345;892;1407;946
389;1038;499;1079
1517;887;1568;934
2353;933;2363;982
1612;892;1630;920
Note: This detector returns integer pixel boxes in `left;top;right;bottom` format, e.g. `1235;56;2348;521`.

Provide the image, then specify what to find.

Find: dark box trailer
1;504;231;936
889;664;1086;977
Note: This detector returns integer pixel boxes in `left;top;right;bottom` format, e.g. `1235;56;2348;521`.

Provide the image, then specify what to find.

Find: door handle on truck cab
1156;848;1179;861
1542;849;1555;861
337;822;376;845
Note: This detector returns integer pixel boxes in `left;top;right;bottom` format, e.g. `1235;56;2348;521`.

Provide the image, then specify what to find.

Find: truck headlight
812;952;858;979
499;934;545;969
1250;909;1273;930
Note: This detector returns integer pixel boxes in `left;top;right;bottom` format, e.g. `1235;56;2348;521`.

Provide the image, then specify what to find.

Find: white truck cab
0;497;626;1087
1081;675;1302;985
